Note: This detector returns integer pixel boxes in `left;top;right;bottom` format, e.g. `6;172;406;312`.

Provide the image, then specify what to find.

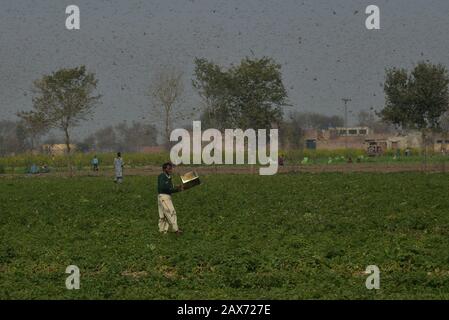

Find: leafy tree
18;66;101;174
380;62;449;132
379;62;449;165
16;112;48;151
0;120;42;155
193;57;289;131
0;121;20;156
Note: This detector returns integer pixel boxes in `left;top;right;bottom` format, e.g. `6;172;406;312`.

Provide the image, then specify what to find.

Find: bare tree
150;67;184;148
16;112;48;151
0;121;21;156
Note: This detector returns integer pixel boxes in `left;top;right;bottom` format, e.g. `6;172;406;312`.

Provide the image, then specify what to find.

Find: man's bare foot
175;229;183;235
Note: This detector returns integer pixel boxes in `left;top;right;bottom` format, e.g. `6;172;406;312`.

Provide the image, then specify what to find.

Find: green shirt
158;173;180;195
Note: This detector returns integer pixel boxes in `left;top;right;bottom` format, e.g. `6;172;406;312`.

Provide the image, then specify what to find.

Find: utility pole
342;98;351;150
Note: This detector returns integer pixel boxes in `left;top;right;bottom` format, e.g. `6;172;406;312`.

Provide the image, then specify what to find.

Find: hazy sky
2;0;449;140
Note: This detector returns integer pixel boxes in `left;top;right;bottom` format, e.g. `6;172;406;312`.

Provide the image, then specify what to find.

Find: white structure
335;127;371;136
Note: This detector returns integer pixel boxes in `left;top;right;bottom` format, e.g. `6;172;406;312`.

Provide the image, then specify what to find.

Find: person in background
405;148;411;157
278;154;285;166
92;155;99;171
40;164;50;173
114;152;124;183
30;163;39;174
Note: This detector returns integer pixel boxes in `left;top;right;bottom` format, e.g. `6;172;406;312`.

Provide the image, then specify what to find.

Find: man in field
158;162;183;235
114;152;124;183
92;155;99;172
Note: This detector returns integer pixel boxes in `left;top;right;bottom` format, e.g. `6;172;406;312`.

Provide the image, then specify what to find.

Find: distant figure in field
92;155;99;171
40;164;50;173
157;162;183;235
405;148;411;157
278;154;285;166
30;164;39;174
114;152;124;183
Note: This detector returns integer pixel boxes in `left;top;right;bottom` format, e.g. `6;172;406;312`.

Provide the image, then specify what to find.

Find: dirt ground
126;163;449;175
4;162;448;178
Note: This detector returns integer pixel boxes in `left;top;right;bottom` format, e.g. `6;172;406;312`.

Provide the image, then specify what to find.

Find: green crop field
1;173;449;299
1;149;448;174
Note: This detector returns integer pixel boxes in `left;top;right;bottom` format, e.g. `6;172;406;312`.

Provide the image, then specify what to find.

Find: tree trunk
165;107;171;151
443;131;448;173
421;129;428;173
440;130;447;172
30;136;35;153
64;127;73;177
444;132;448;154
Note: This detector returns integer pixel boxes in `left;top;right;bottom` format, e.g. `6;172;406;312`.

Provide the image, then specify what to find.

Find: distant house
41;144;76;155
433;135;449;153
364;134;395;155
304;127;370;150
302;127;430;153
364;132;423;155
